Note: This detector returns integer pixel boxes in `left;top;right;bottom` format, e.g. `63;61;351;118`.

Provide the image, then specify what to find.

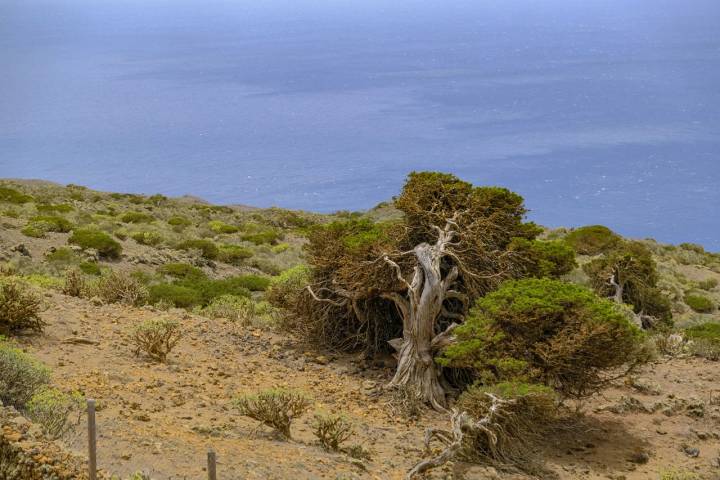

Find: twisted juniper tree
285;172;556;409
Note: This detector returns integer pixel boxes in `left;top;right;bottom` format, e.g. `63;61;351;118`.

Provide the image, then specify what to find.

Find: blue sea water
1;0;719;250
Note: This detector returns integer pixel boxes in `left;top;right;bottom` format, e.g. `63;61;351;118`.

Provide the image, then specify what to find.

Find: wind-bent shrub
69;228;123;259
131;318;182;362
456;382;556;468
26;388;84;439
312;412;354;451
0;338;51;408
0;281;45;333
508;238;576;278
234;389;311;439
565;225;621;255
685;293;714;313
442;278;646;399
175;239;219;260
584;240;672;327
93;270;148;306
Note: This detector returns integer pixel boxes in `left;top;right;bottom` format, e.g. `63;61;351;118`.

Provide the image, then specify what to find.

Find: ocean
1;0;719;249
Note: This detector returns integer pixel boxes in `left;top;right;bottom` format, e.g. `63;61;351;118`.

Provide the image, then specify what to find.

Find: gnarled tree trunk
382;221;464;410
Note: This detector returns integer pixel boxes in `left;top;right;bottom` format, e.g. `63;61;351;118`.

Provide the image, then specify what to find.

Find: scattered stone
682;445;700;458
11;243;30;257
628;451;650;464
61;336;100;346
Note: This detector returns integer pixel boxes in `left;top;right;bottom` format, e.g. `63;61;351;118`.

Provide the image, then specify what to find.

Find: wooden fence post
87;399;97;480
207;449;217;480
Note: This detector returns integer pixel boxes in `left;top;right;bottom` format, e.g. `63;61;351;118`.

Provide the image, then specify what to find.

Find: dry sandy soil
13;291;720;480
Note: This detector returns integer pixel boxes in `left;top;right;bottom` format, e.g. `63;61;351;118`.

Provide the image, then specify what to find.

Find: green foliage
266;265;311;312
312;412;354;451
36;203;74;214
241;229;281;245
120;211;154;223
158;263;206;281
685;322;720;360
509;238;577;278
45;247;78;265
167;216;192;227
21;224;46;238
584;241;672;326
218;244;253;265
79;261;101;276
0;337;51;408
234;389;311;438
698;278;719;291
0;281;45;333
131;231;163;246
29;215;73;233
0;186;33;204
685;293;714;313
149;283;203;308
175;239;219;259
442;278;646;399
208;220;239;234
565;225;621;255
202;295;277;326
68;229;122;259
131;318;182;362
659;469;701;480
26;388;84;439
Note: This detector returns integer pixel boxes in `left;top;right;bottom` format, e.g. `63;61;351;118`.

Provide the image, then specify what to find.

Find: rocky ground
14;291;720;480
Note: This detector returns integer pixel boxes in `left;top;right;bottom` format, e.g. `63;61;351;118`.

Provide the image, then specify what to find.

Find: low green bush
131;231;163;247
0;186;33;204
698;278;719;291
68;229;122;259
36;203;74;214
266;265;310;312
241;229;281;245
0;281;45;333
0;337;51;408
21;224;46;238
26;388;84;439
148;283;203;308
29;215;73;233
208;220;239;234
442;278;646;399
120;211;154;223
45;247;78;265
175;239;219;259
248;258;282;275
685;322;720;360
565;225;621;255
684;293;714;313
158;263;206;281
79;261;101;276
167;216;192;227
218;245;253;265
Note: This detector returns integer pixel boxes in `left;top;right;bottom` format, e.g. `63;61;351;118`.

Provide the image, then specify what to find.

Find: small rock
628;451;650;464
682;445;700;458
